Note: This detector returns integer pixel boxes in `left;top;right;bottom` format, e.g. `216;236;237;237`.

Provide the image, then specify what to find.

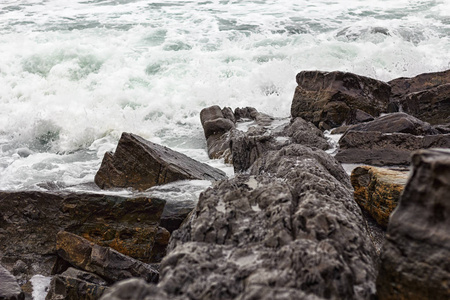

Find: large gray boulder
377;149;450;300
156;144;377;300
95;132;226;191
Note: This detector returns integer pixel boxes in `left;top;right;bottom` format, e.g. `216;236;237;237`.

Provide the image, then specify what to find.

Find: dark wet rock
95;132;226;191
100;278;172;300
348;109;375;124
389;70;450;125
0;264;24;300
56;231;159;283
61;268;108;286
291;70;392;129
335;130;450;166
45;274;107;300
0;191;166;281
377;149;450;300
345;112;439;135
199;106;235;162
351;166;408;228
231;117;330;172
160;200;195;234
156;144;377;300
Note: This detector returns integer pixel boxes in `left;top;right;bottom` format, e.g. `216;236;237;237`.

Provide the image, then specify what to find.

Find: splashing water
0;0;448;190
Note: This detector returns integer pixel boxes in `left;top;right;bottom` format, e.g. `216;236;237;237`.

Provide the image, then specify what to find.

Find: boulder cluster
1;70;449;300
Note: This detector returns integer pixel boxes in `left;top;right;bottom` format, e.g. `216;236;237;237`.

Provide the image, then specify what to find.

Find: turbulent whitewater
0;0;448;191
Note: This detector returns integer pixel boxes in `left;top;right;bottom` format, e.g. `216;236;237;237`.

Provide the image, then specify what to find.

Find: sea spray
0;0;448;191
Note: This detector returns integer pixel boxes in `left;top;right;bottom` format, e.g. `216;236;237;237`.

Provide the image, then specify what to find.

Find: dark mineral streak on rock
377;149;450;300
95;132;226;191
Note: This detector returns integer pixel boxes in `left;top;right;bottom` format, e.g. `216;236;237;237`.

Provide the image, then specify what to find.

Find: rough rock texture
95;132;226;191
45;274;108;300
291;71;392;129
56;231;159;283
377;149;450;300
389;70;450;125
0;264;24;300
351;166;408;228
155;144;377;300
345;112;439;135
0;191;166;281
199;106;330;171
230;117;330;172
100;278;172;300
335;131;450;166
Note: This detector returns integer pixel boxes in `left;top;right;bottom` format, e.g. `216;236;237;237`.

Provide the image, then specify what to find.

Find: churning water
0;0;449;191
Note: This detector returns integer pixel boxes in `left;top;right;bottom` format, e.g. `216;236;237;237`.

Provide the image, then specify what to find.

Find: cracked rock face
377;149;450;300
156;144;377;300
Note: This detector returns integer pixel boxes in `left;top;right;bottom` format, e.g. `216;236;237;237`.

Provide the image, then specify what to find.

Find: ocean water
0;0;449;191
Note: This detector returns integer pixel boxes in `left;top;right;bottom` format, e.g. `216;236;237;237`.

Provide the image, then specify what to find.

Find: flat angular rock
56;231;159;283
335;131;450;166
291;71;392;129
377;149;450;300
95;132;226;191
0;191;166;281
389;70;450;125
345;112;439;135
0;264;24;300
351;166;408;228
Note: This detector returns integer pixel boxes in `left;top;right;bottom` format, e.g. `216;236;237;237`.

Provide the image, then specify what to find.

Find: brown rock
0;191;166;281
56;231;159;283
94;132;226;191
389;70;450;125
291;71;392;129
377;148;450;300
351;166;408;228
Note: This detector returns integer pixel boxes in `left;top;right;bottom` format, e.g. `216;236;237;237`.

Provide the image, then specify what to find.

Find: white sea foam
0;0;448;191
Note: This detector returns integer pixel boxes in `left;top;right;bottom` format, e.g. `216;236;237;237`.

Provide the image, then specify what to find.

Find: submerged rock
291;70;392;129
351;166;408;228
56;231;159;283
95;132;226;191
377;149;450;300
389;70;450;125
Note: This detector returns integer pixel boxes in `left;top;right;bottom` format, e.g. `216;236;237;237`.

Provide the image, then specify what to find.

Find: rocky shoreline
1;69;449;300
